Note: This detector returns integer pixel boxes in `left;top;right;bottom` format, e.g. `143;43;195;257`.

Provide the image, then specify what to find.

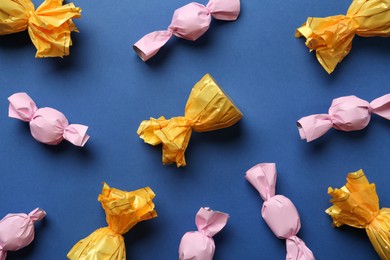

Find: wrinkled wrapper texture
327;169;390;260
297;94;390;142
0;0;81;57
0;208;46;260
137;73;243;167
296;0;390;74
67;183;157;260
8;92;89;147
246;163;315;260
179;207;229;260
133;0;240;61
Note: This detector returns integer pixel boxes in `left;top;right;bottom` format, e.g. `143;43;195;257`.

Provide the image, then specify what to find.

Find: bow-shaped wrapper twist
67;183;157;260
327;169;390;260
137;74;243;167
133;0;240;61
296;0;390;74
246;163;315;260
297;94;390;142
0;0;81;57
0;208;46;260
179;207;229;260
8;92;89;147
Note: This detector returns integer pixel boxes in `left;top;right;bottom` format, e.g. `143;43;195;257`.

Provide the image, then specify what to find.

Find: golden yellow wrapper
296;0;390;74
326;170;390;259
137;73;243;167
0;0;81;57
67;183;157;260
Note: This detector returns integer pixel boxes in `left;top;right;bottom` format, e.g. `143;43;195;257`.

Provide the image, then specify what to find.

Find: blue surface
1;0;390;259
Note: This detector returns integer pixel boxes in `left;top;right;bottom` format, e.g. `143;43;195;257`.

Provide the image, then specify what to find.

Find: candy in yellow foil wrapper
326;169;390;259
0;0;81;57
137;73;243;167
67;183;157;260
296;0;390;74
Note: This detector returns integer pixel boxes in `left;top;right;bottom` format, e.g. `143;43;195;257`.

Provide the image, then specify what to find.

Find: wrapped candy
137;73;243;167
0;0;81;58
178;207;229;260
296;0;390;74
297;94;390;142
67;183;157;260
246;163;315;260
0;208;46;260
133;0;240;61
8;92;89;147
327;169;390;259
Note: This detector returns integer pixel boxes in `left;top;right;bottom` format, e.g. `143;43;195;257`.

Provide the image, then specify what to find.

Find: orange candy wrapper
296;0;390;74
326;169;390;259
0;0;81;57
137;74;243;167
67;183;157;260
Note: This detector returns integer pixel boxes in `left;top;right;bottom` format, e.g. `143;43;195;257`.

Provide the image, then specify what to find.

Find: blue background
1;0;389;259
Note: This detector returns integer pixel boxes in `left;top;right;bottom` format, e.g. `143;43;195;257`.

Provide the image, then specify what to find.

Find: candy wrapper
297;94;390;142
327;169;390;259
296;0;390;74
178;207;229;260
246;163;315;260
8;92;89;147
0;0;81;57
67;183;157;260
133;0;240;61
0;208;46;260
137;74;242;167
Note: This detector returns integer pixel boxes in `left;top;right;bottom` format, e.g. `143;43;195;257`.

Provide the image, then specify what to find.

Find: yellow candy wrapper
296;0;390;74
326;170;390;259
67;183;157;260
137;73;243;167
0;0;81;57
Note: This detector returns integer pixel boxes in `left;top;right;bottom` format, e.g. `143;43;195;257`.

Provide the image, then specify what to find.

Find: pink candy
8;93;89;147
297;94;390;142
0;208;45;260
246;163;315;260
133;0;240;61
178;207;229;260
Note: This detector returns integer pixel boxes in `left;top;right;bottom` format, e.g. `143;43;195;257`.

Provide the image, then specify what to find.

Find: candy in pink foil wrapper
133;0;240;61
246;163;315;260
0;208;45;260
8;92;89;147
178;207;229;260
297;94;390;142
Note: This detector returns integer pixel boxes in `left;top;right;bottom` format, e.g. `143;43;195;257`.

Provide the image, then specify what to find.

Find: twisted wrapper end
63;124;89;147
370;94;390;120
195;207;229;237
206;0;240;20
133;30;173;61
8;92;38;122
297;114;333;142
245;163;277;201
296;15;358;74
28;208;46;222
137;116;192;167
286;236;316;260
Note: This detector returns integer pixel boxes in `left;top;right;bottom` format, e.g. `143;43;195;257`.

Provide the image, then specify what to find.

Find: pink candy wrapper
133;0;240;61
297;94;390;142
0;208;46;260
178;207;229;260
8;92;89;147
246;163;315;260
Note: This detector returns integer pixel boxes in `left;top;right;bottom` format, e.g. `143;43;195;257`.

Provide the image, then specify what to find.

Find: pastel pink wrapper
8;92;89;147
297;94;390;142
133;0;240;61
178;207;229;260
246;163;315;260
0;208;45;260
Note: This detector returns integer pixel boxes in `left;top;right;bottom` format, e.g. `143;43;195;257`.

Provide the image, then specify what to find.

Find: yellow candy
67;183;157;260
296;0;390;74
327;170;390;259
0;0;81;57
137;74;243;167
